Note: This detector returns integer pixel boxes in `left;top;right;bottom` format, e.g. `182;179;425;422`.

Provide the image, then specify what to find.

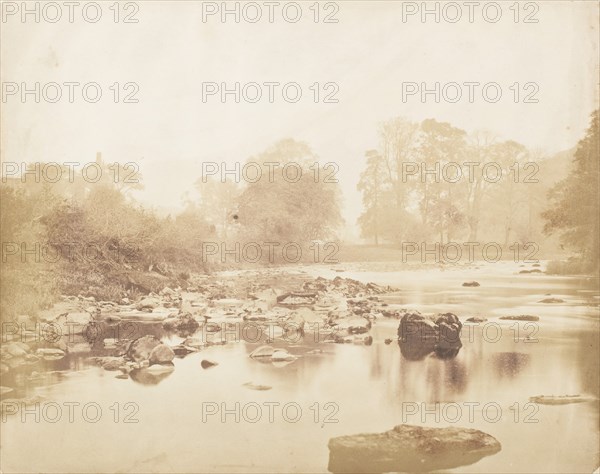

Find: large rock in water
398;312;462;343
398;312;462;360
126;335;162;362
328;424;501;473
162;312;200;332
149;344;175;365
398;313;438;341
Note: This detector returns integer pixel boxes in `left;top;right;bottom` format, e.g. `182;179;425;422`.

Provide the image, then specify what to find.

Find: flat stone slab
500;315;540;322
117;309;178;321
328;424;501;473
530;395;593;405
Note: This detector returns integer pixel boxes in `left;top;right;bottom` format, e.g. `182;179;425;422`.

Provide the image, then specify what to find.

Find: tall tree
416;119;468;243
378;118;420;241
464;131;497;241
543;110;599;266
357;150;394;245
486;140;529;247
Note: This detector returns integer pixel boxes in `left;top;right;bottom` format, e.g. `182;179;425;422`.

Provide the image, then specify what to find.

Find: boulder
136;297;160;311
462;281;480;287
436;313;462;342
149;344;175;365
398;313;462;360
398;313;439;341
201;359;218;369
328;424;501;473
162;312;200;331
126;335;162;362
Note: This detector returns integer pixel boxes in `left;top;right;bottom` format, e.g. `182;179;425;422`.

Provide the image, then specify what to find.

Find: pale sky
2;1;598;238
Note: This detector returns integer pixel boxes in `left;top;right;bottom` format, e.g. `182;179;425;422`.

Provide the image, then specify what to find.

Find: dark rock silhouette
201;359;218;369
397;312;462;360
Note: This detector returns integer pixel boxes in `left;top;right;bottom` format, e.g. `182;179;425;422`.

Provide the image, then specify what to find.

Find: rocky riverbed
1;270;400;395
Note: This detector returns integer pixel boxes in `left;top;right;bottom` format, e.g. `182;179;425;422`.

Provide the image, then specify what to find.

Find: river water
1;261;599;473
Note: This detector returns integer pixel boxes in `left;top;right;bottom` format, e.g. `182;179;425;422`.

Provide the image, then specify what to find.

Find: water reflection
398;338;462;361
492;352;531;378
130;365;175;385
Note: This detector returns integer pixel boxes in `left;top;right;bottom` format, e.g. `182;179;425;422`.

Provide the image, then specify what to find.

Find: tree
237;139;343;245
463;131;497;241
543;110;599;266
485;140;529;247
378;118;420;241
415;119;468;243
357;150;395;244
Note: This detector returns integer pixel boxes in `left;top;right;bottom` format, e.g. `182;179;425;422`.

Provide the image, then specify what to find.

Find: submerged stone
529;394;591;405
500;315;539;322
327;424;501;473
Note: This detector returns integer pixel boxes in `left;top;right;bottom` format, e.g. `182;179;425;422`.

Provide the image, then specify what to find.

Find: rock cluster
397;312;463;360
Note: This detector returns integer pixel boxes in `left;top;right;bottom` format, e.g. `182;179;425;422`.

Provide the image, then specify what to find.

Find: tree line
0;111;597;320
357;111;599;271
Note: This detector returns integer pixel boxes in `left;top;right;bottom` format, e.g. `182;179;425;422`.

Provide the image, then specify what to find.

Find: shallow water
1;261;599;473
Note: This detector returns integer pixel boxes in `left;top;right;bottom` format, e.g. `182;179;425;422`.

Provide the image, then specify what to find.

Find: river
1;261;598;473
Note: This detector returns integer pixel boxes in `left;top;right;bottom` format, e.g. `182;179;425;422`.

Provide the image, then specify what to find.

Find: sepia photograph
1;1;599;472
